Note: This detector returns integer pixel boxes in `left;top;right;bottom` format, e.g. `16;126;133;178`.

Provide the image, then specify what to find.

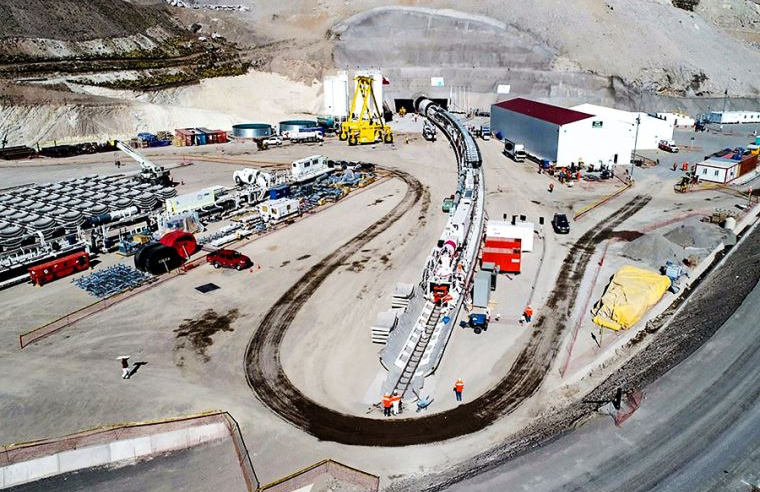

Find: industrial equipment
28;251;90;286
423;120;437;142
114;140;173;186
339;76;393;146
661;260;686;294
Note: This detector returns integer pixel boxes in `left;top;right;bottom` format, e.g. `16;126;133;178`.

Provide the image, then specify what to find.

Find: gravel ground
394;214;760;491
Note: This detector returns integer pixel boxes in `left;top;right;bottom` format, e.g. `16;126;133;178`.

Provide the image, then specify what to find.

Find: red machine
29;251;90;286
482;237;522;273
159;230;198;259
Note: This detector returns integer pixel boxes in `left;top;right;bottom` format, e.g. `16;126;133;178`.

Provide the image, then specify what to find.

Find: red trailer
482;237;522;273
29;251;90;286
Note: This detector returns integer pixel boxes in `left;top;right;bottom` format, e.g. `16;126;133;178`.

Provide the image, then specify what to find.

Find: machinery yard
1;2;760;491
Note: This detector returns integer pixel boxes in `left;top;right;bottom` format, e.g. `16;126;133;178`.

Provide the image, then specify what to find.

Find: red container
29;251;90;286
482;237;522;273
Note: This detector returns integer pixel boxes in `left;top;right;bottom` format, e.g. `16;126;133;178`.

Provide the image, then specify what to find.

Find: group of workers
383;378;467;415
672;162;691;172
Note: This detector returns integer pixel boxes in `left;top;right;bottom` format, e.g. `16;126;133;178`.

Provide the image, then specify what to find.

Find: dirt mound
0;0;177;42
665;220;726;250
622;233;684;267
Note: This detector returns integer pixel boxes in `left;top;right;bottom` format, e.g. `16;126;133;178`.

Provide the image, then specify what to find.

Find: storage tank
279;120;318;135
232;123;274;139
323;71;349;118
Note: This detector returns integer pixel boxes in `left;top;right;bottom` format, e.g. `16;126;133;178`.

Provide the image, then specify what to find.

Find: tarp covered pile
592;265;671;331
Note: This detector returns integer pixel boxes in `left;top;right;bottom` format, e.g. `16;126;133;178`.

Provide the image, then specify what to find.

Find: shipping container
29;251;90;286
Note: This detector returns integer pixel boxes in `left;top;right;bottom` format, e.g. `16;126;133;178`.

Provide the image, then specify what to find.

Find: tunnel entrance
394;98;449;113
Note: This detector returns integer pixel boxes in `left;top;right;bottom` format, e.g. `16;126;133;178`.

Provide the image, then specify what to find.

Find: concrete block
2;455;59;488
58;445;110;474
149;428;190;455
109;439;137;462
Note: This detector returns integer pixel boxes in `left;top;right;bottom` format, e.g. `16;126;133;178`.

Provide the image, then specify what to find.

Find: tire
384;133;393;144
474;327;482;335
339;131;348;141
235;264;243;271
348;135;358;146
213;262;221;269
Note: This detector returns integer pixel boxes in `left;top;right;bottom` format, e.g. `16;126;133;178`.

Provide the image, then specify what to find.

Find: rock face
330;3;760;106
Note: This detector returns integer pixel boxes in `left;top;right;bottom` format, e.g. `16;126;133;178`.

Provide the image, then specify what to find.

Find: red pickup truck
206;249;252;271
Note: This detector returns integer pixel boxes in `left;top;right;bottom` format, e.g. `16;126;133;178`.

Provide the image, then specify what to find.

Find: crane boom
114;140;172;186
115;140;159;172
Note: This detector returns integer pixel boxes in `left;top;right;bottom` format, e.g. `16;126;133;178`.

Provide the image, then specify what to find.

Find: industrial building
705;111;760;124
657;112;696;129
572;104;674;150
490;98;634;167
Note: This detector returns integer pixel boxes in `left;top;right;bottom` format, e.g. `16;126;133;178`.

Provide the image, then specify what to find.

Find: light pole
630;115;640;182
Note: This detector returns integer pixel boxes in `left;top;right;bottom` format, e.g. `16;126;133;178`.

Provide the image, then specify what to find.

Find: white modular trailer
485;220;535;252
573;104;674;150
290;155;332;183
257;198;300;223
695;159;740;184
706;111;760;124
323;71;349;118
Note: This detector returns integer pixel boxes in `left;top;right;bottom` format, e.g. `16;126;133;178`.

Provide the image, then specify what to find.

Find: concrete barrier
0;411;256;490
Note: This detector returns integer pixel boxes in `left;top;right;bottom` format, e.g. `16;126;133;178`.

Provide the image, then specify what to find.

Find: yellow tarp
592;265;671;331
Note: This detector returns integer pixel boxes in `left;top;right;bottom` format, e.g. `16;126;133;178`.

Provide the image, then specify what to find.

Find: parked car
552;213;570;234
658;139;679;153
264;136;283;146
207;249;252;271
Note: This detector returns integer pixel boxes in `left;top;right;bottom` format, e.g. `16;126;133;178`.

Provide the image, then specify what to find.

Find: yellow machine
339;76;393;146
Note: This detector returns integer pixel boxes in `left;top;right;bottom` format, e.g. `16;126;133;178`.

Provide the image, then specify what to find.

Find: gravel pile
621;233;684;268
665;220;726;250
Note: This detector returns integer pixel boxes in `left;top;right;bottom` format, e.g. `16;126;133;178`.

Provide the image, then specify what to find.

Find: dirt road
244;187;651;445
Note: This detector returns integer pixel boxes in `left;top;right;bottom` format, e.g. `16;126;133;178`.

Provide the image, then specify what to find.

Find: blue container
269;184;291;200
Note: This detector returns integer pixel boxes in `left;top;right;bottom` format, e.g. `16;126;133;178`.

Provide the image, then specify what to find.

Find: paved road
7;439;249;492
448;281;760;492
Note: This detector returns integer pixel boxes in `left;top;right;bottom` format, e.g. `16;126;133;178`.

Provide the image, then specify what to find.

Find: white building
573;104;674;150
657;112;695;129
706;111;760;124
490;98;633;168
695;159;740;184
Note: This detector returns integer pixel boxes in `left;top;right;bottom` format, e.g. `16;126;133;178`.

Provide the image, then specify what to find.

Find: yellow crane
339;75;393;146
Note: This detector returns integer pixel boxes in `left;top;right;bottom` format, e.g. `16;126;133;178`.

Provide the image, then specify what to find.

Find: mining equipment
114;140;173;186
339;76;393;146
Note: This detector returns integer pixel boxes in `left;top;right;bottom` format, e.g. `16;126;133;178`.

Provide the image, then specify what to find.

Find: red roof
494;98;593;126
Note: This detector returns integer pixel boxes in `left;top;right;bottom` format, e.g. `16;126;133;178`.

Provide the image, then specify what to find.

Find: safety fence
259;459;379;492
0;410;257;490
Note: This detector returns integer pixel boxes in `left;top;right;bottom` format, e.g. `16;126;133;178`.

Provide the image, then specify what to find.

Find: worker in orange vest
681;161;688;171
454;378;464;402
391;391;402;415
382;393;392;417
523;305;534;323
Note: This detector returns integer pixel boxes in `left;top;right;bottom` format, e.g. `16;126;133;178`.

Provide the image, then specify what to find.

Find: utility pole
721;88;728;115
630;115;640;182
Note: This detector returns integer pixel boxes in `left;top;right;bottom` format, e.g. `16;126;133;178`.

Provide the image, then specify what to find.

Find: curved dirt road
244;166;651;445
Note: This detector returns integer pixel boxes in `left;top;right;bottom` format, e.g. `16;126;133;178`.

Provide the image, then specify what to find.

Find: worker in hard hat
117;355;130;379
382;393;392;417
454;378;464;402
523;305;534;323
391;391;401;415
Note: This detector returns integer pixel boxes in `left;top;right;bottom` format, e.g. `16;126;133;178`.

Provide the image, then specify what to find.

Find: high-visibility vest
525;307;534;317
382;396;392;407
455;381;464;392
391;395;401;403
